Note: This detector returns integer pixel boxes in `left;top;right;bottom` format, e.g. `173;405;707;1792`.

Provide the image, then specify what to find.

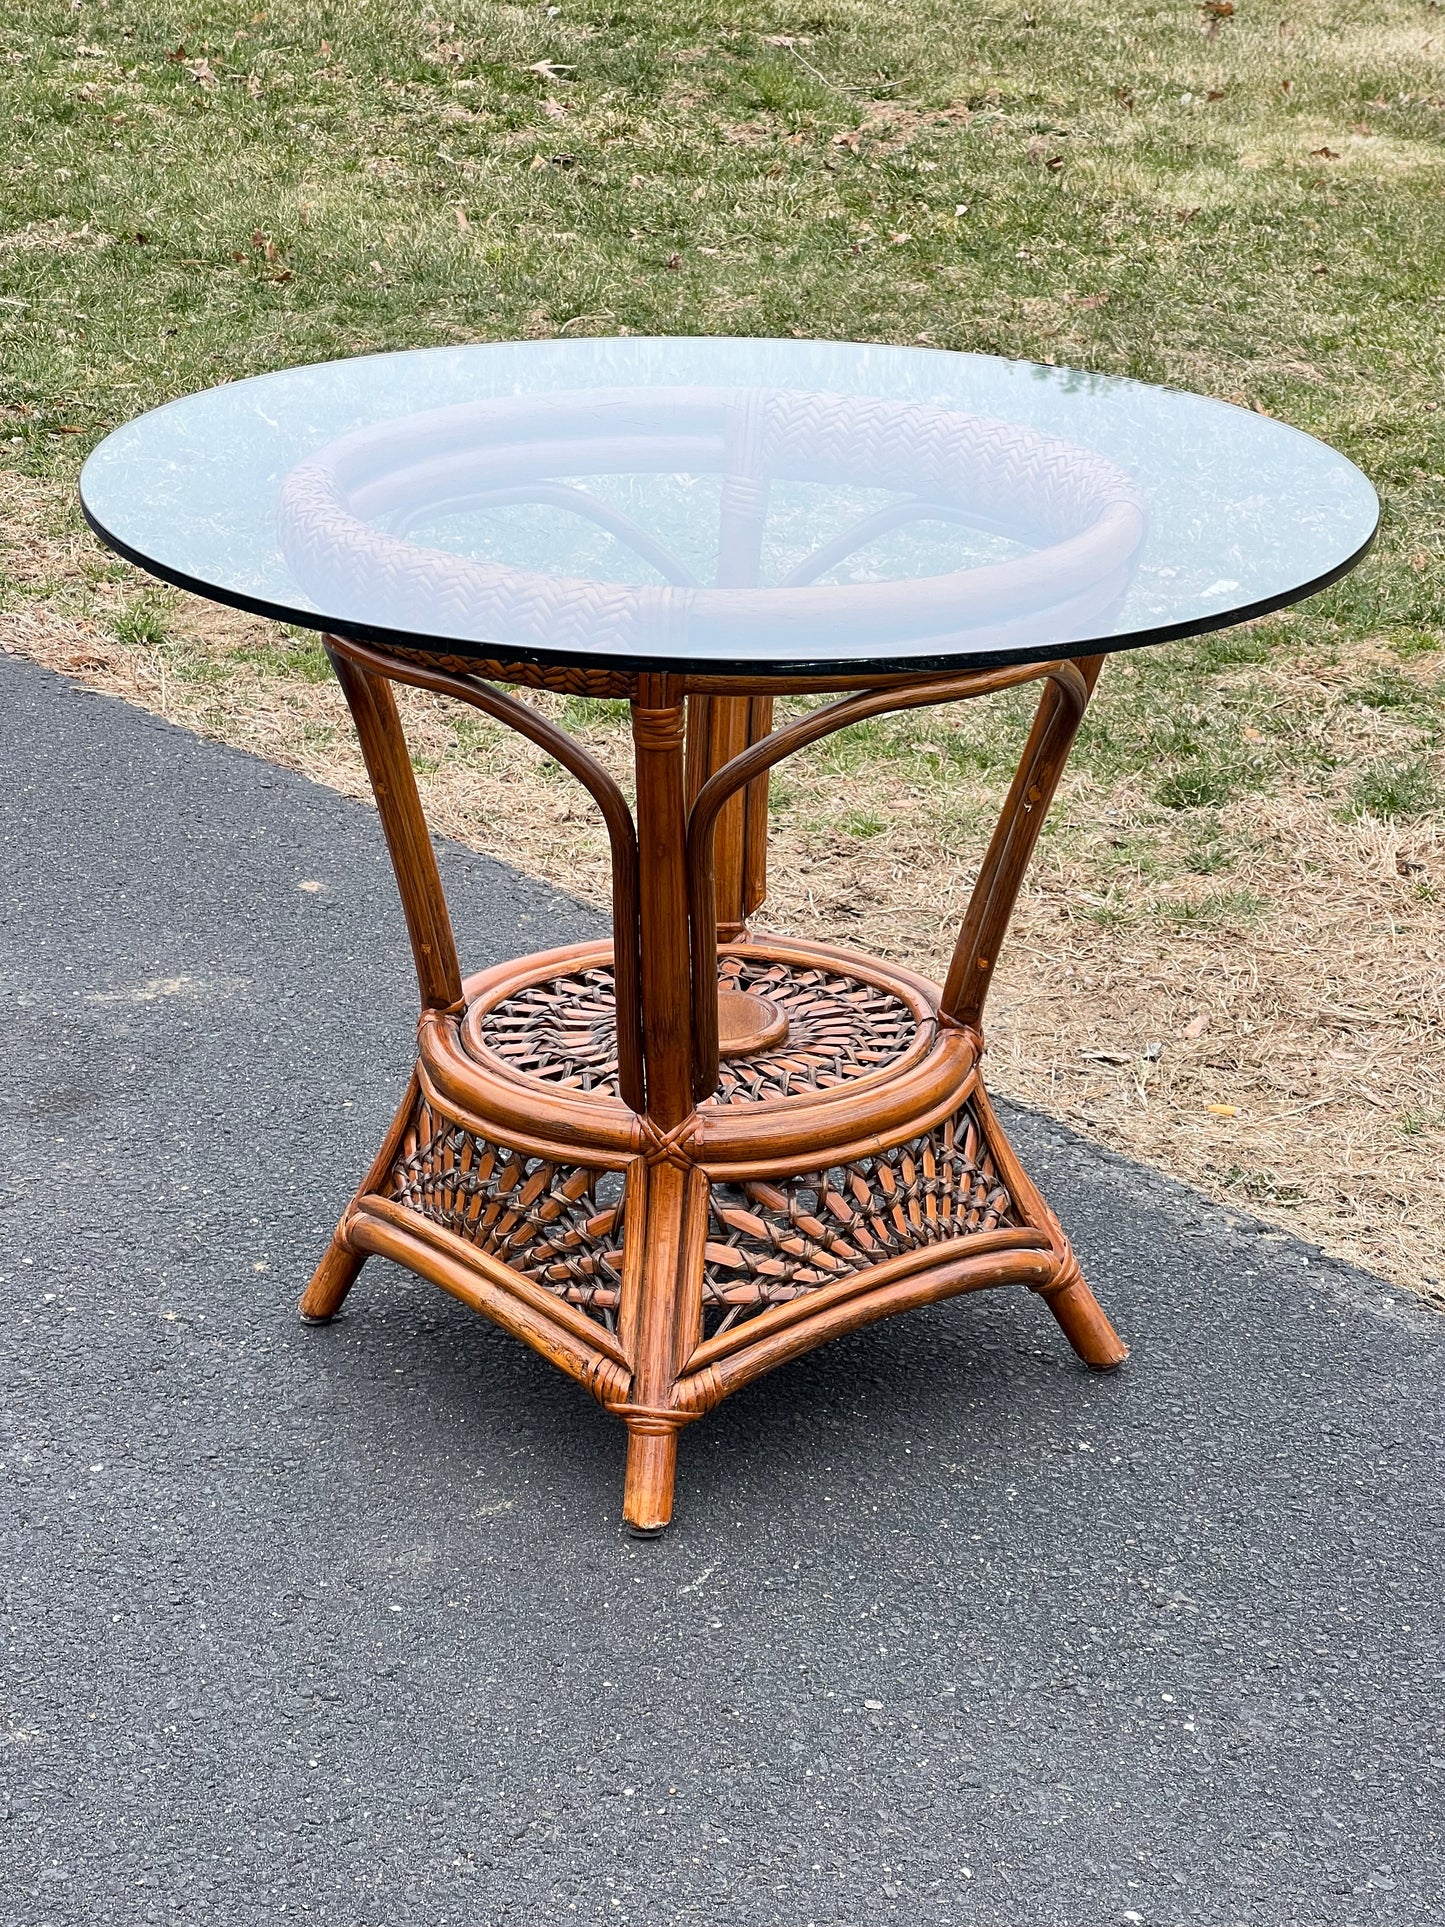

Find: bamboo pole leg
619;678;696;1531
1038;1265;1129;1371
300;1233;367;1325
623;1423;681;1536
617;1157;696;1534
632;678;693;1125
941;659;1101;1032
324;641;463;1013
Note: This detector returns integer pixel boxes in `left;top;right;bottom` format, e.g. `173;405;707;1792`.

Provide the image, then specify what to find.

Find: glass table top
80;337;1378;681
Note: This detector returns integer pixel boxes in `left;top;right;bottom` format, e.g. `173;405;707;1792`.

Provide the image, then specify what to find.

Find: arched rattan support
324;646;465;1012
941;654;1103;1031
781;499;1010;589
685;658;1091;1101
324;632;646;1114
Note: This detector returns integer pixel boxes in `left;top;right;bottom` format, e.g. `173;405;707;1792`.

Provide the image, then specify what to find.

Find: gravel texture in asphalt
2;652;1442;1926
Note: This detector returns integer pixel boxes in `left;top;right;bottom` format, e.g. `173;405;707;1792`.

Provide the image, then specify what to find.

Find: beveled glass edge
80;492;1379;686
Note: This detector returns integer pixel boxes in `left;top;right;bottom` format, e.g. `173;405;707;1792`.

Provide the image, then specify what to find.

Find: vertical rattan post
622;677;697;1529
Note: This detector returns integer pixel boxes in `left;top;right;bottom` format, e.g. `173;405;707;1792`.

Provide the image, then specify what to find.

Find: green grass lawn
2;0;1443;777
1;0;1443;1287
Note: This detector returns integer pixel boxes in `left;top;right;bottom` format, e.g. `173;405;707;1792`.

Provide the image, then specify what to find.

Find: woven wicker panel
701;1101;1013;1337
478;957;918;1104
385;645;636;699
391;1101;626;1328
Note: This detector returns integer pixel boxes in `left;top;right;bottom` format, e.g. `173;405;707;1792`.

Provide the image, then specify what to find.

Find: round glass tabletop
80;337;1378;681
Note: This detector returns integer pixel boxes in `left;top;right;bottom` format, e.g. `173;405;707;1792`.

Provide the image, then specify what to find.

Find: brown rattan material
701;1098;1013;1335
388;645;638;699
476;954;920;1105
385;1084;1012;1350
277;387;1146;664
301;635;1131;1533
391;1100;627;1327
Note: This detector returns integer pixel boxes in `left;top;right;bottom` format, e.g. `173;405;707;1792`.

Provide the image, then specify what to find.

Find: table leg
685;691;773;938
300;1076;420;1324
619;678;695;1530
299;645;464;1326
937;656;1126;1370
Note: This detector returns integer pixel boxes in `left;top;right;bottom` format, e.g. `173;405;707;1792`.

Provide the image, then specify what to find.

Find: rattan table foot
1036;1266;1130;1372
299;1232;367;1325
622;1425;681;1535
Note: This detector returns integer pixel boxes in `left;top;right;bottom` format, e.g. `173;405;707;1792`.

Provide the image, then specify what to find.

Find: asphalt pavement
2;649;1442;1927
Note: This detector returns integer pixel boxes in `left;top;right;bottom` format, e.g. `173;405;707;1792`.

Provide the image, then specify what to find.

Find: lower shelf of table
304;933;1128;1530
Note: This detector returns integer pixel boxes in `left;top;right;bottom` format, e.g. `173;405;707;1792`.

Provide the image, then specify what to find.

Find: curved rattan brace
940;657;1096;1032
685;658;1091;1101
324;633;646;1114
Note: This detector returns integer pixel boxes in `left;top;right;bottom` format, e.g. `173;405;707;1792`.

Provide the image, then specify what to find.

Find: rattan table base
300;639;1127;1532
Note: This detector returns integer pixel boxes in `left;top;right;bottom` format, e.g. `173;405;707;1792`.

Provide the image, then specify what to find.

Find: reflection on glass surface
79;338;1378;676
275;386;1146;658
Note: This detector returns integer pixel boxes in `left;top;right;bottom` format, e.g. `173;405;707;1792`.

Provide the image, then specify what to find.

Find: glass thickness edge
80;494;1379;685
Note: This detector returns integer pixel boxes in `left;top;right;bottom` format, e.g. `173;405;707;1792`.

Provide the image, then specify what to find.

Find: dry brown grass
4;467;1441;1303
